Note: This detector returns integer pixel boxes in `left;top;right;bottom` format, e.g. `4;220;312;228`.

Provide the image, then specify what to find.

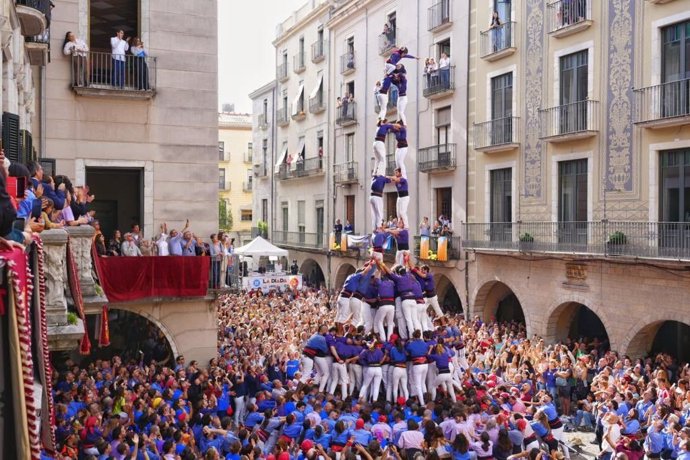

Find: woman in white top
110;29;130;88
439;52;451;89
63;32;89;87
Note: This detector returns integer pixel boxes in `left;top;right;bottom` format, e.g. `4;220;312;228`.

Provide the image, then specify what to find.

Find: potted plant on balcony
607;231;627;255
519;232;534;252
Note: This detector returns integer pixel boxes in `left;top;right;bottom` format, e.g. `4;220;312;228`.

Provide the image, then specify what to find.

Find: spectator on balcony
121;233;142;256
63;31;89;87
344;220;354;235
341;92;351;119
196;235;210;255
490;10;503;52
130;37;150;90
140;239;154;256
209;234;223;288
290;260;299;275
70;186;93;223
169;220;190;256
419;217;431;237
334;219;343;243
111;29;130;88
155;223;170;256
95;233;107;257
41;198;63;229
29;163;66;212
131;223;143;246
440;224;454;238
424;57;439;89
60;191;89;226
108;230;122;256
439;52;451;89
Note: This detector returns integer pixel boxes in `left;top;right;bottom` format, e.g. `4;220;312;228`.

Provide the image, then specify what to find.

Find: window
386;12;397;45
660;149;690;222
436;187;452;222
345;195;355;230
218;168;225;190
281;202;289;233
437;38;451;59
89;0;139;52
299;36;305;57
346;80;355;99
298;200;306;234
558;159;588;244
490;168;512;242
385;192;397;224
316;200;324;247
241;210;253;222
218;141;225;161
317;131;324;167
317;27;324;47
436;106;451;145
346;133;355;162
263;99;268;118
494;0;511;23
491;73;513;144
282;51;288;66
262;199;268;222
559;50;588;134
347;37;354;55
262;138;268;172
246;169;253;189
661;20;690;118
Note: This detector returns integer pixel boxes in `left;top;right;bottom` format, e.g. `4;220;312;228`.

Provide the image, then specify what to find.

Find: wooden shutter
2;112;20;163
20;129;33;164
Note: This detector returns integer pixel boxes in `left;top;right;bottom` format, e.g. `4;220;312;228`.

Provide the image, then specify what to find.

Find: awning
309;75;323;98
275;143;288;169
296;137;305;159
291;84;305;116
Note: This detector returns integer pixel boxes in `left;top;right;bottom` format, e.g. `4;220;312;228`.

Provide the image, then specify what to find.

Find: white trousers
349;297;362;327
360;301;374;334
348;364;363;396
397;95;408;125
427;362;438;400
401;299;421;336
377;93;389;121
373;140;386;176
329;361;350;396
234;396;246;425
395;147;408;178
301;355;314;382
416;302;430;332
396;195;410;229
374;304;395;341
369;195;383;231
426;295;444;318
391;365;409;402
314;356;332;392
411;363;428;404
395;297;408;339
395;250;409;267
359;366;383;402
436;372;456;401
335;295;352;323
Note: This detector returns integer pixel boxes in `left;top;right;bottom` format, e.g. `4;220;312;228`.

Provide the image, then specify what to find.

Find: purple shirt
371;175;390;194
359;348;384;366
395;177;408;194
375;124;396;139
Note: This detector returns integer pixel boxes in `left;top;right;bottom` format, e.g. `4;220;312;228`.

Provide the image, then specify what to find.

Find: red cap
356;418;365;429
277;453;290;460
301;440;314;452
516;419;527;431
397;396;406;406
379;415;388;423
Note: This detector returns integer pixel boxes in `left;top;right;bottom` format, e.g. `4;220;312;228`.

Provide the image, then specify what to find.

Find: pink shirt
398;430;424;450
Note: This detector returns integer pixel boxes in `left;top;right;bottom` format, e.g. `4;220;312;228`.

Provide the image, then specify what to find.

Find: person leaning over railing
63;31;89;87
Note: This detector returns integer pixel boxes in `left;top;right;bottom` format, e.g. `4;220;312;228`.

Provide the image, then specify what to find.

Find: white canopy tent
234;236;288;258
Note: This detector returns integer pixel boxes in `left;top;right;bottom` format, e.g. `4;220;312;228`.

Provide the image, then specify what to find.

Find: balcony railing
547;0;592;37
272;231;327;250
634;78;690;127
413;235;462;260
385;153;396;176
309;93;325;114
243;181;253;192
276;106;290;127
375;87;398;115
428;0;452;31
378;28;397;55
291;100;306;121
244;151;253;163
293;52;306;73
423;65;455;99
277;62;289;82
540;100;599;141
219;181;230;191
279;157;324;180
334;161;359;184
418;143;457;172
258;113;269;130
25;27;50;66
336;101;357;126
480;22;516;61
340;52;355;75
251;227;268;239
474;117;520;152
311;40;326;63
463;221;690;261
16;0;50;36
70;51;157;98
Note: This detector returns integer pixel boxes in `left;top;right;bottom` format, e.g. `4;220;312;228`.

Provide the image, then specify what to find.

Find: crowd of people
46;252;690;460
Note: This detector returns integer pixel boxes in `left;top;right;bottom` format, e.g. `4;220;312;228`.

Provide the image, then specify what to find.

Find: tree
219;199;233;231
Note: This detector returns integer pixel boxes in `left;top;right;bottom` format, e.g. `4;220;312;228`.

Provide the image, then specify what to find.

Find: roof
248;80;276;99
218;113;252;128
234;236;289;257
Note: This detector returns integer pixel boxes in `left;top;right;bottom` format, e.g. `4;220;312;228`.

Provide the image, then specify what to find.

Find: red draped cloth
94;256;211;302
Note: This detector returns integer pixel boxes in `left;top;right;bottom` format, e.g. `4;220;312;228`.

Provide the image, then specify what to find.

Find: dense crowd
47;256;690;460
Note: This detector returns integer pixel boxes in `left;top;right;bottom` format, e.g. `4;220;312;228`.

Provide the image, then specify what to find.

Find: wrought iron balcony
258;113;269;130
70;51;157;99
378;28;397;56
480;22;517;61
309;93;325;114
278;157;324;180
539;100;599;142
253;163;268;178
16;0;50;37
463;221;690;261
244;150;253;163
277;62;289;82
334;161;358;184
242;181;253;192
340;52;355;75
423;65;455;99
418;143;457;173
634;78;690;128
428;0;452;32
25;27;50;66
276;106;290;127
291;101;306;121
272;231;327;250
474;117;520;153
293;52;306;74
336;101;356;126
311;40;326;63
547;0;592;38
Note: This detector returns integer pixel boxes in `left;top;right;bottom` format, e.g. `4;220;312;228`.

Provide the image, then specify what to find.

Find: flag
437;236;448;262
419;236;430;260
99;305;110;347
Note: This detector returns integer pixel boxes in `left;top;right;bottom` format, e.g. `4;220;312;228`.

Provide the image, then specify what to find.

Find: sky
218;0;306;114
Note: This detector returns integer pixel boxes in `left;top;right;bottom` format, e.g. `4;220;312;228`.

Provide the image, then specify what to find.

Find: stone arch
300;258;326;288
472;280;527;326
334;262;357;288
543;297;610;348
109;307;179;361
435;274;463;313
620;313;690;360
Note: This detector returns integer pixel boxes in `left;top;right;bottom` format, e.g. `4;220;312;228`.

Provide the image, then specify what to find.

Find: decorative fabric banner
66;238;90;355
347;234;371;247
437;236;448;262
419;237;430;260
329;232;337;250
340;234;348;252
99;304;110;347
